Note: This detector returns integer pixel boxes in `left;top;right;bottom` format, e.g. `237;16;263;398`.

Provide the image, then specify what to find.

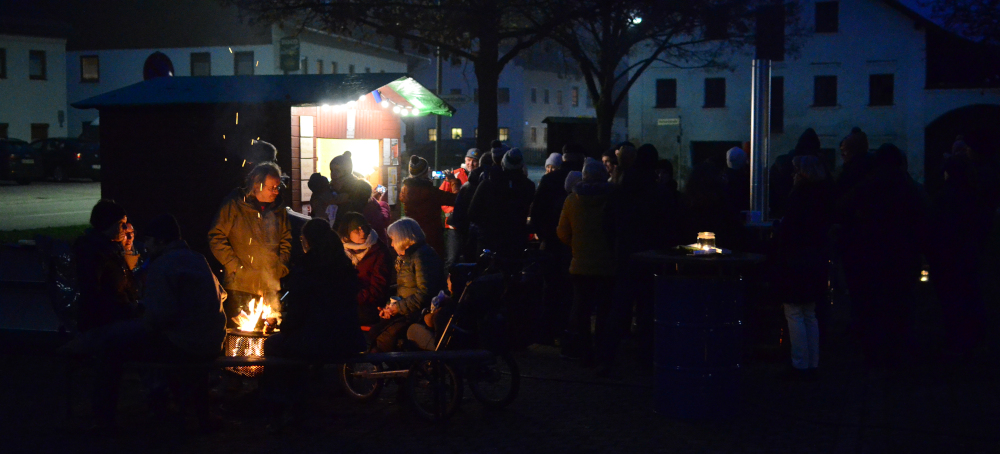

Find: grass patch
0;225;89;244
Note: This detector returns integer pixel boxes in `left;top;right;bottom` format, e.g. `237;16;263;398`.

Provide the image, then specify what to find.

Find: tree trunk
473;52;501;152
594;84;617;152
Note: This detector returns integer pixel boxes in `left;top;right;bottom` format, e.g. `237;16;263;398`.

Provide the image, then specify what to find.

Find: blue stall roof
73;73;455;116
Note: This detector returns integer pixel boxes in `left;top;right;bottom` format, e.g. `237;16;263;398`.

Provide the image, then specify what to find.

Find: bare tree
920;0;1000;45
547;0;803;150
224;0;582;150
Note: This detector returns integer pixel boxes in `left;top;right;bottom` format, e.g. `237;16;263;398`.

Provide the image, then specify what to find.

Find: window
869;74;894;106
498;88;510;104
234;51;254;75
331;61;338;74
428;128;437;141
450;88;462;95
531;88;537;103
0;123;8;139
0;48;6;79
498;128;510;141
572;87;579;107
813;75;837;106
451;128;463;140
704;78;726;108
656;79;677;108
544;89;550;104
316;59;324;74
30;123;48;141
348;64;355;75
557;90;563;105
80;55;99;83
815;1;839;33
29;50;46;80
530;127;537;143
190;52;211;76
301;58;308;74
365;67;371;73
771;76;784;133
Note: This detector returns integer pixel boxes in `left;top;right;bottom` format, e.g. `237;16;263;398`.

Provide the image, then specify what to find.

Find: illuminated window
498;127;509;141
451;128;463;140
428;128;437;141
29;50;46;80
190;52;210;76
80;55;99;83
234;51;254;75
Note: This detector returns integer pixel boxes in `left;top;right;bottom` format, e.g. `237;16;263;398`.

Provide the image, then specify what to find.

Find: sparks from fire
242;159;246;167
249;238;252;246
236;112;239;124
229;47;233;53
250;255;254;264
232;297;271;332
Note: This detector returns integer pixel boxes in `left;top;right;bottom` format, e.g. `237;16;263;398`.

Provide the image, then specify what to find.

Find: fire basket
224;329;268;377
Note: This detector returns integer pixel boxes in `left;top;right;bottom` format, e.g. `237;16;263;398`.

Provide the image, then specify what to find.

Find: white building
0;20;68;141
628;0;1000;187
65;0;415;138
409;55;627;162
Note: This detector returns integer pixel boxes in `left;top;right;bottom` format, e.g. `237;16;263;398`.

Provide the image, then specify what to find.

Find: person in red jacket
337;212;392;326
439;148;480;267
399;155;456;257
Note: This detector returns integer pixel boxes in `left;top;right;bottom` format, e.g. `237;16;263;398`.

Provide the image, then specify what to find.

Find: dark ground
2;243;1000;453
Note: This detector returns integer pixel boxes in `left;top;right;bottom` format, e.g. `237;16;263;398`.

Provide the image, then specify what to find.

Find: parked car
405;138;479;171
0;138;44;185
30;138;101;182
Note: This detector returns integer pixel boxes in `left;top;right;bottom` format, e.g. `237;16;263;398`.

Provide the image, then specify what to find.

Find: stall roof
72;73;455;116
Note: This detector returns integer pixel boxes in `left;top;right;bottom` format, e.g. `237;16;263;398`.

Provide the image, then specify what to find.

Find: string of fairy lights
320;90;424;116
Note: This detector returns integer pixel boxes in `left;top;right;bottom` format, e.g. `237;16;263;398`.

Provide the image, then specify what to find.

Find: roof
542;117;596;125
72;74;455;116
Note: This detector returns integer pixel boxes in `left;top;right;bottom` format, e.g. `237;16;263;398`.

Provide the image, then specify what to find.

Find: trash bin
653;275;744;419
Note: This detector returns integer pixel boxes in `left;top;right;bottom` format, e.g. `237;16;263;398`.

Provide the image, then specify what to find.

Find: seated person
337;212;391;326
368;218;445;352
74;199;140;333
90;214;226;430
264;218;366;359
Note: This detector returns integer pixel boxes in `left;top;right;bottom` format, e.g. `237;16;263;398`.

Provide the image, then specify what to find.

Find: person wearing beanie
468;146;536;260
530;143;587;345
307;173;334;221
400;155;456;257
545;153;562;174
437;149;479;268
556;156;615;365
73;199;139;333
328;151;374;224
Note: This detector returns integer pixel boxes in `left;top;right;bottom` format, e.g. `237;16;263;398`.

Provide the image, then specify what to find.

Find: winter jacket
207;188;292;294
450;167;484;234
557;182;616;276
400;177;456;257
352;240;392;325
362;197;391;247
439;167;467;228
530;164;579;246
394;241;446;320
773;181;835;305
141;240;227;358
334;176;374;219
73;230;139;332
605;167;659;268
467;169;536;257
275;247;366;358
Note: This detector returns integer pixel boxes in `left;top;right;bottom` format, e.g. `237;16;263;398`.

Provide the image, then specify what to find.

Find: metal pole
434;46;443;171
749;59;771;220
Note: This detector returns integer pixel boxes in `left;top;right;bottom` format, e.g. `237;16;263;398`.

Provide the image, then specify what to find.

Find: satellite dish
143;52;174;80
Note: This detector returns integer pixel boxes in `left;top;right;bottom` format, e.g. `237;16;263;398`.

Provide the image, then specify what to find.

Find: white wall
626;0;1000;182
0;34;67;140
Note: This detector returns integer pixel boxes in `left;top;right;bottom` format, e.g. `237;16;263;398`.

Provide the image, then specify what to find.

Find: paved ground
0;181;101;230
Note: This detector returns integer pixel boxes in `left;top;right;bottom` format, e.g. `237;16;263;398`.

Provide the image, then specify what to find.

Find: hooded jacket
557;181;616;276
208;188;292;294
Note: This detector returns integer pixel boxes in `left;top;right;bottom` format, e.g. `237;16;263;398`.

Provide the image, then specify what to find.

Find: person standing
208;162;292;328
440;148;478;268
467;148;536;260
399;155;456;258
74;199;139;332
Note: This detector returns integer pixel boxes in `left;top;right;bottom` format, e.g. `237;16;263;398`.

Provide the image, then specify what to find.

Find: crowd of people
66;128;999;429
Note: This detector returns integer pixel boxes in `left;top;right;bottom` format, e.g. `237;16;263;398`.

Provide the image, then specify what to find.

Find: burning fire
232;298;272;332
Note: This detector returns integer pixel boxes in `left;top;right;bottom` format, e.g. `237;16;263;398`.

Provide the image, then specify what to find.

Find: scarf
343;230;378;266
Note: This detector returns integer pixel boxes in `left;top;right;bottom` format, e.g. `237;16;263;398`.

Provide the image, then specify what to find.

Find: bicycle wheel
340;362;384;402
406;359;462;421
467;352;520;409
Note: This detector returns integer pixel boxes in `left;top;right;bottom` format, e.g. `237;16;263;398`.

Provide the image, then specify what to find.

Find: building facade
0;25;68;142
628;0;1000;184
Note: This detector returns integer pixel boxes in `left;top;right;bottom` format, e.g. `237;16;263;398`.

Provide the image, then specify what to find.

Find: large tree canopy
225;0;584;151
921;0;1000;45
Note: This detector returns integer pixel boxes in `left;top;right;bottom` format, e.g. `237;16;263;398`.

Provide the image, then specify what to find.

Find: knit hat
479;152;493;168
564;171;583;193
89;199;127;233
466;148;482;159
582;157;607;183
409;155;430;178
502;148;524;171
331;151;354;176
726;147;747;170
145;213;182;242
545;153;562;168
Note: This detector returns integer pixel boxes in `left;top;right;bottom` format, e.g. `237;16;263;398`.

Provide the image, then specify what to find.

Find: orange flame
232;298;272;332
